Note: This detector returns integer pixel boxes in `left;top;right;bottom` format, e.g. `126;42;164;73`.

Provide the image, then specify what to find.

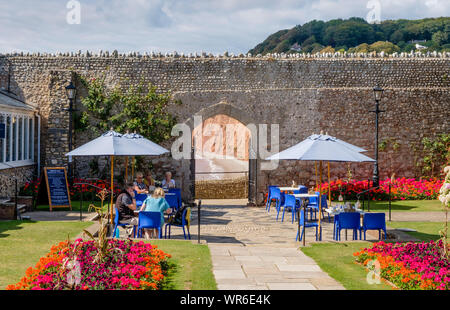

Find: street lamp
65;82;77;182
371;85;385;188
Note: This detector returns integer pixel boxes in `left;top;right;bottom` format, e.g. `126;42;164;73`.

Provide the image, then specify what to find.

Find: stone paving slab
196;200;346;290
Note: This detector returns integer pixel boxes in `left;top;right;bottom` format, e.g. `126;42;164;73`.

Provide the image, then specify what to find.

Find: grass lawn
301;242;392;290
36;200;109;212
0;220;92;288
151;240;216;290
387;221;444;241
0;220;216;290
345;199;442;212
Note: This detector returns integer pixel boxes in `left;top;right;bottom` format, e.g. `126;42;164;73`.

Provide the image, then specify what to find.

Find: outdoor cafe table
279;186;300;192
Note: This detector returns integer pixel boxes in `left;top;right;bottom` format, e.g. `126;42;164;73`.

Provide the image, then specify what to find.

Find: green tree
432;31;449;45
78;75;177;144
369;41;400;54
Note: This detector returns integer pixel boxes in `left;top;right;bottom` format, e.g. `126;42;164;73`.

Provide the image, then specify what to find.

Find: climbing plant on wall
420;133;450;177
74;74;180;176
76;75;178;143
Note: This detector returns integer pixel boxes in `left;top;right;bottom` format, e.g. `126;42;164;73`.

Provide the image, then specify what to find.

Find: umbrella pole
328;162;331;207
314;161;318;190
131;156;135;182
125;156;128;183
318;161;323;241
110;155;114;225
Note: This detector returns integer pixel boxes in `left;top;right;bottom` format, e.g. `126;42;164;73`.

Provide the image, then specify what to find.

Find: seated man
116;183;138;237
161;171;176;189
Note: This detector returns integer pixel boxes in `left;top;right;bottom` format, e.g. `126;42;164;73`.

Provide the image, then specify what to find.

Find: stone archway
180;100;260;203
193;114;251;198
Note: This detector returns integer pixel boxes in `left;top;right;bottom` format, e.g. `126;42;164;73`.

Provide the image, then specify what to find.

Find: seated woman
143;170;156;193
140;187;172;239
115;183;138;237
161;171;176;189
133;172;148;194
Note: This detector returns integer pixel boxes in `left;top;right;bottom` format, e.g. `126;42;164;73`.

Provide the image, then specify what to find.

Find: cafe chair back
362;213;387;240
137;211;162;239
336;212;361;241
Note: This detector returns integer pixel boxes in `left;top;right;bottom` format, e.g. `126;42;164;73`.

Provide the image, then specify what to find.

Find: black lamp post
371;85;385;188
65;82;77;182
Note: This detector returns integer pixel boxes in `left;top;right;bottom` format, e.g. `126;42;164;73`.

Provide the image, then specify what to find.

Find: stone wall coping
0;50;449;59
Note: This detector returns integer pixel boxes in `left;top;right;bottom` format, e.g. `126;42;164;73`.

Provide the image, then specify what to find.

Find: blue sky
0;0;448;54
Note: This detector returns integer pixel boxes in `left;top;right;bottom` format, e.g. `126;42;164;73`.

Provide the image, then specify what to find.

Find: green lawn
151;240;217;290
387;221;444;241
301;242;392;290
0;220;216;290
345;199;442;212
0;220;92;288
36;200;109;212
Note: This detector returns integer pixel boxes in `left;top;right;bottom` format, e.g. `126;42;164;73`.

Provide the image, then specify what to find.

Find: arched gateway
178;101;261;205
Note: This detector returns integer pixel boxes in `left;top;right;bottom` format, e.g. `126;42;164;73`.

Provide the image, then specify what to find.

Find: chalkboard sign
0;123;5;139
44;167;72;211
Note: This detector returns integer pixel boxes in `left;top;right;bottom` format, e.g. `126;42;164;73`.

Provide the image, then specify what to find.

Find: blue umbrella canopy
66;130;169;157
265;134;374;162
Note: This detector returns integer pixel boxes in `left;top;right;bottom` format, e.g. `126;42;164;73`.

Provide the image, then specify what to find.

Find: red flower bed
20;178;122;200
319;178;443;201
354;240;449;290
6;239;171;290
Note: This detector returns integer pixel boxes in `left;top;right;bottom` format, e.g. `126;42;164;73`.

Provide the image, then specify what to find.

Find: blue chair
336;212;361;241
165;193;180;210
267;187;281;213
308;193;330;222
361;213;387;240
136;211;162;239
168;188;182;209
266;186;278;211
134;191;148;207
280;194;297;223
296;209;320;241
293;185;308;194
333;213;340;241
165;207;191;240
276;192;287;220
112;208;128;238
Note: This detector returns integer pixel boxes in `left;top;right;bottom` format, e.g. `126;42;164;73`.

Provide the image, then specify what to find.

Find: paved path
383;211;444;222
191;200;344;290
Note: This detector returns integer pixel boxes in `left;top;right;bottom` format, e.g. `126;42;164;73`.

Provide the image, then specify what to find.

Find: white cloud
0;0;448;54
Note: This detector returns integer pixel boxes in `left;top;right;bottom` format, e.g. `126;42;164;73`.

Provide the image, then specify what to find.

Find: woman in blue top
140;187;172;239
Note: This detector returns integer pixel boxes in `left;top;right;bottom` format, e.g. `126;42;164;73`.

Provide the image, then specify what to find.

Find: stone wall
0;52;449;202
0;165;35;198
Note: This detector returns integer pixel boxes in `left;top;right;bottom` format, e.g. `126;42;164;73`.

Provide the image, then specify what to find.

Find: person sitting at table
134;172;148;194
116;183;138;238
161;171;176;189
143;170;156;193
140;187;172;239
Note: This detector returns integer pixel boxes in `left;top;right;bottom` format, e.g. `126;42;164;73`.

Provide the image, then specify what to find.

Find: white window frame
0;110;35;170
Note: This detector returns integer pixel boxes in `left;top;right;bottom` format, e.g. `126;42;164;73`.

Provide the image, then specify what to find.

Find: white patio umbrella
121;132;169;182
266;133;374;242
66;130;169;223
